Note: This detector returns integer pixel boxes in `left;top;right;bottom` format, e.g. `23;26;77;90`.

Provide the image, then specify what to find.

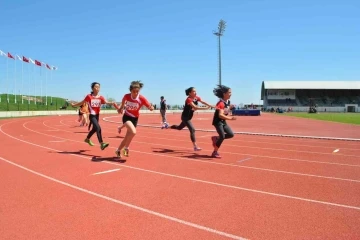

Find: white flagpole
6;57;9;103
21;58;24;104
0;56;1;102
45;68;47;105
0;50;8;103
33;62;36;104
50;70;52;104
14;56;17;104
40;66;42;105
28;62;30;104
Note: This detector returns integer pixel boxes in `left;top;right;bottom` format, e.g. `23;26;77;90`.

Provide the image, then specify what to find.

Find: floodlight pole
213;19;226;86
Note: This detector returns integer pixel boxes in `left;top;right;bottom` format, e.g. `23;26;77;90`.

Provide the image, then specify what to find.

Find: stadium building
261;81;360;112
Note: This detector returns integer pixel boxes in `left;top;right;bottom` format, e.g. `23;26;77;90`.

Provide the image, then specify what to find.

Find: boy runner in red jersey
211;85;236;158
170;87;214;151
114;80;154;158
71;82;115;150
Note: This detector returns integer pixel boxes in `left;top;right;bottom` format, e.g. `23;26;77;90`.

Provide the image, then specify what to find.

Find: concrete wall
0;109;215;118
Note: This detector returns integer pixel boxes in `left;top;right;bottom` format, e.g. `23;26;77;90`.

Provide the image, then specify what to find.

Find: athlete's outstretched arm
186;102;208;110
116;98;127;114
71;100;86;108
141;96;154;111
199;100;215;109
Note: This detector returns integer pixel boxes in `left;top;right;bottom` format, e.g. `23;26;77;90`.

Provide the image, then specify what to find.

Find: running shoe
115;149;121;158
194;146;202;151
123;148;129;157
84;138;94;146
211;151;221;158
100;142;109;150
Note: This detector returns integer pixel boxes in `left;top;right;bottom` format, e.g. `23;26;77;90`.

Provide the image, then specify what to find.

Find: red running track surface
0;114;360;240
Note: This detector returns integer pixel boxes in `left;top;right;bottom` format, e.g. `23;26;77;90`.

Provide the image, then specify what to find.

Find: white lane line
49;140;67;143
103;116;360;142
0;156;245;240
62;119;360;158
58;121;360;167
92;168;121;175
237;158;252;163
333;149;340;153
1;121;360;211
35;121;360;183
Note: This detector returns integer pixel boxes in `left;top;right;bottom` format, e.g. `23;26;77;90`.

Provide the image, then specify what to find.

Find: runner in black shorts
114;81;154;159
170;87;214;151
122;114;138;128
211;85;236;158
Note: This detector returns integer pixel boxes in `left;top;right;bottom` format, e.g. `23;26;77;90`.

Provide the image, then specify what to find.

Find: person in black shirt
160;96;168;128
211;85;236;158
170;87;214;151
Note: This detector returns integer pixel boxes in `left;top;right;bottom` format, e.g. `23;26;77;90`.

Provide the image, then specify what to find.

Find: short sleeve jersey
181;96;202;120
212;99;230;125
84;94;106;115
123;93;151;118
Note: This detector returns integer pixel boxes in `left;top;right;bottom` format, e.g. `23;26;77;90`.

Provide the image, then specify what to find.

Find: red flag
22;56;29;63
35;60;42;66
7;52;14;59
46;64;51;70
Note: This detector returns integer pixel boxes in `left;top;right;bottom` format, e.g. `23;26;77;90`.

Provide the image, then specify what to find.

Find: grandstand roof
261;81;360;99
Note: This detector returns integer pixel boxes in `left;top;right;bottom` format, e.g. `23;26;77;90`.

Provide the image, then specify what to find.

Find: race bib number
126;101;139;110
91;99;101;107
224;107;230;115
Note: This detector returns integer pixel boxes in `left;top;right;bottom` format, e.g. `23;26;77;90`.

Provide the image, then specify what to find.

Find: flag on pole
7;52;15;59
0;51;59;105
14;55;23;104
28;58;36;104
35;60;42;66
22;56;29;63
0;50;7;57
0;50;6;103
7;52;15;103
41;62;47;105
15;55;24;103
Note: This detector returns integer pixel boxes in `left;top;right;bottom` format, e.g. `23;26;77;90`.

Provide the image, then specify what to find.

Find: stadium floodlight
213;19;227;86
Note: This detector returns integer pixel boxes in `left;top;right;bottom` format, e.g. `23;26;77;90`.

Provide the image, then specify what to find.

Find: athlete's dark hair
213;84;231;98
185;87;195;96
129;80;144;91
90;82;100;94
160;96;164;99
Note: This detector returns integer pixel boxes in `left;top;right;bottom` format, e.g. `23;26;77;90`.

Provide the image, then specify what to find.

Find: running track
1;113;360;239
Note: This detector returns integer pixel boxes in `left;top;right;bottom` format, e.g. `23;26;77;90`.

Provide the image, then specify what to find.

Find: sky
0;0;359;106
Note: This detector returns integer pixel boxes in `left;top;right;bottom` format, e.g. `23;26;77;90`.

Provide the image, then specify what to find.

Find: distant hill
0;94;72;111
